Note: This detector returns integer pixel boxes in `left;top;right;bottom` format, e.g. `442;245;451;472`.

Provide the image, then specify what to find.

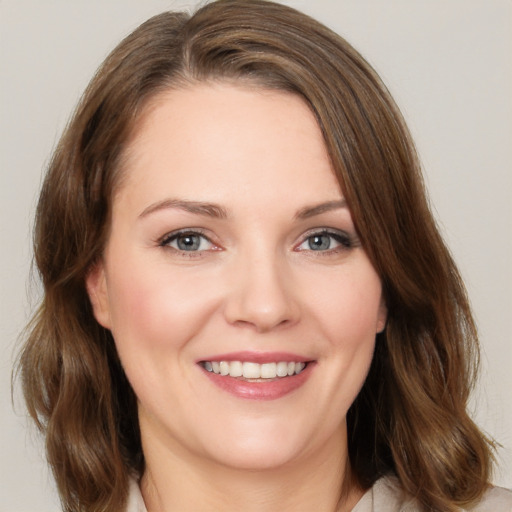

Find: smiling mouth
199;361;308;380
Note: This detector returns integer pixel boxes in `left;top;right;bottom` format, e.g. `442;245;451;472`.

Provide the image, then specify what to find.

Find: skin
87;83;387;511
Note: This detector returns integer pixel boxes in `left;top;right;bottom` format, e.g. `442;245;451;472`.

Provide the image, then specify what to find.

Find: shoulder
352;476;420;512
352;476;512;512
466;485;512;512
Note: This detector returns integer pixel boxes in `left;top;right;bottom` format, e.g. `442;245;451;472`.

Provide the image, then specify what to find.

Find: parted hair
18;1;494;511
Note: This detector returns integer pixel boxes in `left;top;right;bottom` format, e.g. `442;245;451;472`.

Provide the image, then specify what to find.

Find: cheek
303;265;383;347
312;269;382;408
104;258;219;354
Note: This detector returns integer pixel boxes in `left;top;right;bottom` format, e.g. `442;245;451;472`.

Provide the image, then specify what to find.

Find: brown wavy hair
18;1;495;510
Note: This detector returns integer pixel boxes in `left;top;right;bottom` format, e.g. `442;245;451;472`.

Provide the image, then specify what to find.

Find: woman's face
87;83;386;471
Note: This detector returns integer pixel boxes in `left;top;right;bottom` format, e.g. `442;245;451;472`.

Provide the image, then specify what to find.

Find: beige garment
352;476;512;512
126;478;147;512
126;476;512;512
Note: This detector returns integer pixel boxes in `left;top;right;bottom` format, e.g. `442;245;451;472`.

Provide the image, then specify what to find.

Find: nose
223;250;300;333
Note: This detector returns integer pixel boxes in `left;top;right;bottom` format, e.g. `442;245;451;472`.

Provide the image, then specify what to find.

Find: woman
18;1;512;511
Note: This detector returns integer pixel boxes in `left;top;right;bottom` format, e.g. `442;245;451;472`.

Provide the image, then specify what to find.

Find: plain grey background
1;1;511;510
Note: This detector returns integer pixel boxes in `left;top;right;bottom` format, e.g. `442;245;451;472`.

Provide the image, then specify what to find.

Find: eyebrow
138;198;347;221
139;199;228;219
294;199;347;220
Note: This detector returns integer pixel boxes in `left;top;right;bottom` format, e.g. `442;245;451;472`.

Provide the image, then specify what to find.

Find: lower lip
200;363;314;400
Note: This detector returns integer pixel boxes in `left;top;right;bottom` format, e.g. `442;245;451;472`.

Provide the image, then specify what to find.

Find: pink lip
197;352;316;401
197;351;311;364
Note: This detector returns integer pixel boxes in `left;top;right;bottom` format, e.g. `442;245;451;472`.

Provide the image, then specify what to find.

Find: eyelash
295;229;355;254
158;229;217;257
158;228;356;256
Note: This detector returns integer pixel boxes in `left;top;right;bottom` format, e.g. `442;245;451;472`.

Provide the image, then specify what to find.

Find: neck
140;426;363;512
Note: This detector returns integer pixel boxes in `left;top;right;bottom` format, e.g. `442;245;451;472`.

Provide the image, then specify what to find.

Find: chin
208;442;302;472
194;420;318;472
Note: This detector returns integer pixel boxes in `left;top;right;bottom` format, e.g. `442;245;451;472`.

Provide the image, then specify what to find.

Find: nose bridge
224;241;298;332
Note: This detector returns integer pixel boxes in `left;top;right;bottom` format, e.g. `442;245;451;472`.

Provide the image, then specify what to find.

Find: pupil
309;235;330;250
178;235;200;251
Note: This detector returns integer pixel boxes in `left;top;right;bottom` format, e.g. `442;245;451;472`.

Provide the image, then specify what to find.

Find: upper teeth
202;361;306;379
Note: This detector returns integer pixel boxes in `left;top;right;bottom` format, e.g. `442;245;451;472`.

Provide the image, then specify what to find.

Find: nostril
231;316;294;333
222;261;300;331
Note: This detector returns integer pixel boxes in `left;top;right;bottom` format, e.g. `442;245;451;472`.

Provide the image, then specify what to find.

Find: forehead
116;83;342;213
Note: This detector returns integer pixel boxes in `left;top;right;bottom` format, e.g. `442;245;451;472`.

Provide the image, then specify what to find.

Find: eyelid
158;228;220;252
295;227;356;252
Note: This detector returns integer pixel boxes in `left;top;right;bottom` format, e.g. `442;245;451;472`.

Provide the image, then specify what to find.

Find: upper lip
197;351;312;364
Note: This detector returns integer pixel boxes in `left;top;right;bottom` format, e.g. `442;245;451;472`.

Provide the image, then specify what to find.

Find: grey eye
307;234;332;251
296;230;352;252
176;234;202;251
162;232;214;252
